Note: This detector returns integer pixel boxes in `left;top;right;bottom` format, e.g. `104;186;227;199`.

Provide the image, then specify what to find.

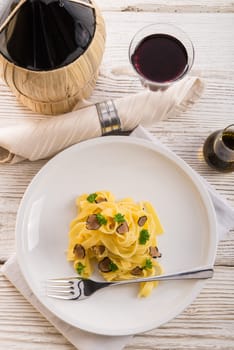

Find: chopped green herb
87;193;97;203
76;262;85;275
139;229;150;244
109;261;118;272
143;258;153;270
96;213;107;225
114;213;125;223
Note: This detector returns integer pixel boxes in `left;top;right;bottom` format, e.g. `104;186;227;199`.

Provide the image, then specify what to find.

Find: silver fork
46;267;213;301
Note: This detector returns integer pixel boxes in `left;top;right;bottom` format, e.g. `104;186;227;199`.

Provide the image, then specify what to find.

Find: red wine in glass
129;24;194;90
131;34;188;84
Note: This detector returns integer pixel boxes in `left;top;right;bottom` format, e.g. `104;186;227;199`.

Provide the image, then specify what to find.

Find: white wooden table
0;1;233;349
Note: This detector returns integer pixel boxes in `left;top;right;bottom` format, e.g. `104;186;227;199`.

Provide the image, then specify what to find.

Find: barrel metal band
96;100;121;135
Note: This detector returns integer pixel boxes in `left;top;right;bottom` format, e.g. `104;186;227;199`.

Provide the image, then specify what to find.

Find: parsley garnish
109;261;118;272
143;258;153;270
114;213;125;223
87;193;97;203
139;229;150;244
96;213;107;225
76;262;85;275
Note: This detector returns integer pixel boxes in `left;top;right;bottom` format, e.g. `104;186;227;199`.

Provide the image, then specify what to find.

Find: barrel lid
0;0;96;70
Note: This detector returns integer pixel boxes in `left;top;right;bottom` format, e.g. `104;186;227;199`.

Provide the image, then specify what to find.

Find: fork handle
113;267;214;286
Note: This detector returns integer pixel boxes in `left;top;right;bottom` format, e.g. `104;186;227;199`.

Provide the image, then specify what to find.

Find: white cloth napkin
0;76;203;163
1;126;234;350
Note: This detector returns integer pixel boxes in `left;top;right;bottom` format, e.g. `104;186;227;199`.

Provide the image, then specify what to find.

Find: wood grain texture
0;2;233;350
96;0;234;13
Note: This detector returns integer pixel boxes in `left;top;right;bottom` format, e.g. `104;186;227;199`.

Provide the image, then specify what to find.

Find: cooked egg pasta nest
67;191;164;297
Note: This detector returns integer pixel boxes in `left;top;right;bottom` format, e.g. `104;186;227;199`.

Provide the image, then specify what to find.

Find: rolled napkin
0;76;203;163
1;126;234;350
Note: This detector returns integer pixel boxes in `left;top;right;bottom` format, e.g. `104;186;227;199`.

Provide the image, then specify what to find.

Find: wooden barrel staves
0;0;106;115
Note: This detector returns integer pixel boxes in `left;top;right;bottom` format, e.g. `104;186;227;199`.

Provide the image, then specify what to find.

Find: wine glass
129;23;195;91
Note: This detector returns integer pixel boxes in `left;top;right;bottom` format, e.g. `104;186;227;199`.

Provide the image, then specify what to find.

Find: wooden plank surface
97;0;234;12
0;2;233;350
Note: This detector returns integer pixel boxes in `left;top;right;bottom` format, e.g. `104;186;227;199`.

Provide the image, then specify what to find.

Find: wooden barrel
0;0;106;115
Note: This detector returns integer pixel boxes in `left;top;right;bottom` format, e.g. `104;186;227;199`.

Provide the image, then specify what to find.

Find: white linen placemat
1;126;234;350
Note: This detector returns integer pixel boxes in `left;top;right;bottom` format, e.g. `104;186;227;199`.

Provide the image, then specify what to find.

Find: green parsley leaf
114;213;125;223
143;258;153;270
109;261;118;272
139;229;150;244
87;193;97;203
76;262;85;275
96;213;107;225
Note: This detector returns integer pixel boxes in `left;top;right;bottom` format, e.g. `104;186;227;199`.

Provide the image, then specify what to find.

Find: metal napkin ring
96;100;122;135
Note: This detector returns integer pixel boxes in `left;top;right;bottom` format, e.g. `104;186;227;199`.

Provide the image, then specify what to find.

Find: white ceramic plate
16;136;217;336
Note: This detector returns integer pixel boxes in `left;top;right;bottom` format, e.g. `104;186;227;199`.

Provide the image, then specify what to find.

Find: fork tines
46;280;77;300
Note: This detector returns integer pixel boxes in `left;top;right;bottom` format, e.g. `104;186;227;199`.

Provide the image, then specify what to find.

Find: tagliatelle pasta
67;191;164;297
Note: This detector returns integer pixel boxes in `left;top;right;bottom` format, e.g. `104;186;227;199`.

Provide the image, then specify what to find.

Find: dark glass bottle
0;0;95;71
203;124;234;173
